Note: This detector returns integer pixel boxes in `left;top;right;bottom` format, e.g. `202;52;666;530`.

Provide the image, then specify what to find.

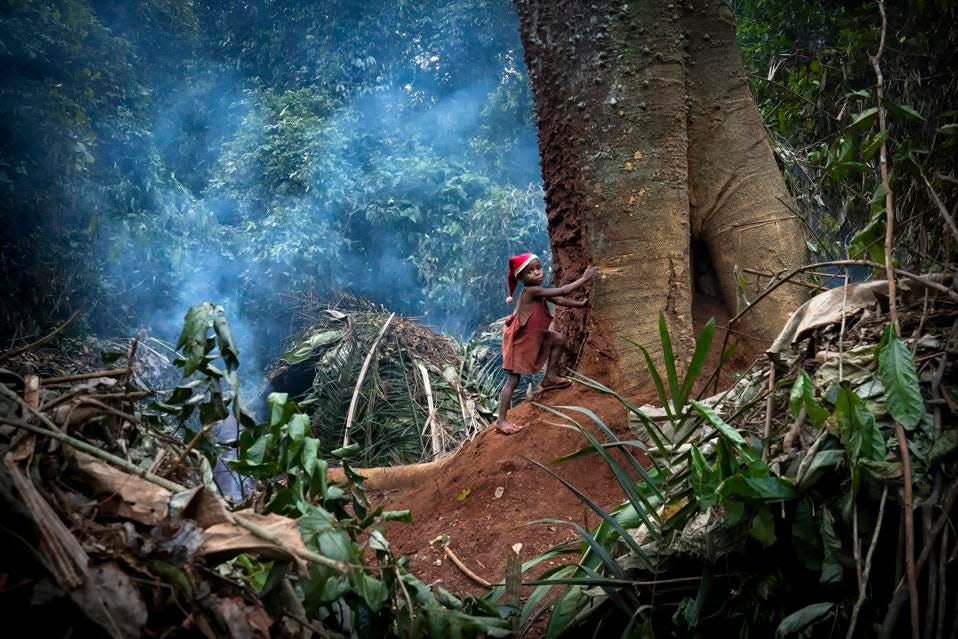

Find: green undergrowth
154;302;510;637
508;310;954;638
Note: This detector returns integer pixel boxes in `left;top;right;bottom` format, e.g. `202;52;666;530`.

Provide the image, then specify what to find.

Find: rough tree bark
514;0;807;387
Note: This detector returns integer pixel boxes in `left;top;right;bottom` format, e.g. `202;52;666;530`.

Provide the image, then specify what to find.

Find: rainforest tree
514;0;808;385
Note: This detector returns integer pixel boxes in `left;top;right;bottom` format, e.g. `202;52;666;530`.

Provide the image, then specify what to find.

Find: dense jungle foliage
737;0;956;271
2;0;957;638
0;0;549;368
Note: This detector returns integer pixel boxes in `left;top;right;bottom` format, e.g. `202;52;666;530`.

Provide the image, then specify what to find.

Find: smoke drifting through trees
0;1;549;371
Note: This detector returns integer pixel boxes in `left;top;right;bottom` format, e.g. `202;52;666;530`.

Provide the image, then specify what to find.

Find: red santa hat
505;253;538;304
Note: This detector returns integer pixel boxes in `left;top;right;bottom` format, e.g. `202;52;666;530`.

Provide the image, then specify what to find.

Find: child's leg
541;331;569;387
496;373;521;433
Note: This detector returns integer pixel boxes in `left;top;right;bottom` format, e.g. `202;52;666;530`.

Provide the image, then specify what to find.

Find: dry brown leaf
70;561;148;639
203;594;271;639
73;450;172;525
199;510;309;568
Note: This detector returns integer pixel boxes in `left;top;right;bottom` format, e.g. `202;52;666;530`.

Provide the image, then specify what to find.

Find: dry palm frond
267;297;500;466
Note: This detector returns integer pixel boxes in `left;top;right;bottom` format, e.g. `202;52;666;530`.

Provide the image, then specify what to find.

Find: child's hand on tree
582;266;597;281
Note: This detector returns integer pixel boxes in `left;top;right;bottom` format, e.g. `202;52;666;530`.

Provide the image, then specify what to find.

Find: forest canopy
0;0;549;369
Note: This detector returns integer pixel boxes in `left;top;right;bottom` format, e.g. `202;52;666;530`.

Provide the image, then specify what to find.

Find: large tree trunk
515;0;806;388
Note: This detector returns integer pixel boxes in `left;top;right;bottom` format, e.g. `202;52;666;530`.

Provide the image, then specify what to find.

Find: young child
496;253;595;434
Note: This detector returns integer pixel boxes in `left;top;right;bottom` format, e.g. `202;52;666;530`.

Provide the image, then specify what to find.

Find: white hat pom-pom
505;296;514;304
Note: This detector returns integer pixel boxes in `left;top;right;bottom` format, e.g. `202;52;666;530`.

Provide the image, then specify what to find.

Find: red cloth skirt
502;299;552;374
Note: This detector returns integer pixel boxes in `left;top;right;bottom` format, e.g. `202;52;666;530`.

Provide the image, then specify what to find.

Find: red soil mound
372;380;655;594
369;298;761;596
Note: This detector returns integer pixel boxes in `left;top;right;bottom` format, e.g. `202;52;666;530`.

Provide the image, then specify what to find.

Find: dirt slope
371;381;655;594
369;301;759;595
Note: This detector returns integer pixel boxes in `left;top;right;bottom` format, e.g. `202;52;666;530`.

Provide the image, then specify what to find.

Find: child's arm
526;266;595;299
553;296;588;308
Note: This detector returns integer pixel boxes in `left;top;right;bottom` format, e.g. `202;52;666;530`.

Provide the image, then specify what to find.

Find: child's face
519;259;544;286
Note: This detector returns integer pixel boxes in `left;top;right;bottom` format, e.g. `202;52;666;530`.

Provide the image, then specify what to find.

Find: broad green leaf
883;99;925;122
302;437;320;478
750;507;776;546
834;386;886;463
246;434;274;465
199;397;229;425
176;303;214;376
282;329;344;365
268;392;290;427
356;574;388;612
792;497;822;570
860;129;888;161
877;325;925;428
382;509;412;522
287;413;308;442
798;448;845;489
847;107;877;131
690;400;746;445
368;529;389;552
299;506;351;562
848;211;885;264
718;474;797;502
788;370;828;427
776;602;834;637
820;509;843;584
319;575;350;603
213;314;239;372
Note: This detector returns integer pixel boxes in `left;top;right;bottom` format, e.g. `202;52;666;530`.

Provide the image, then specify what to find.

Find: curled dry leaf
73;450;172;525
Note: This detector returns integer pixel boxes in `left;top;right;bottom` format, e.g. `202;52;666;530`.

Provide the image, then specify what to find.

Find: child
496;253;595;434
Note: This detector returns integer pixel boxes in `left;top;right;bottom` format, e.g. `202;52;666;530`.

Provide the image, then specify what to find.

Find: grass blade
678;318;715;409
537;405;663;523
550;404;663;502
658;313;681;406
524;456;657;572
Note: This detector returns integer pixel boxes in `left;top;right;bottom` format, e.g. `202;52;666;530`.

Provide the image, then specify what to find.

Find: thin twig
443;545;492;588
762;360;775;461
935;526;948;639
847;486;890;639
41;368;129;385
728;259;957;330
0;415;185;493
896;422;920;639
176;419;220;466
923;175;958;244
880;477;958;638
871;3;915;635
78;397;140;424
0;309;80;363
742;267;828;292
343;313;395;447
870;0;899;333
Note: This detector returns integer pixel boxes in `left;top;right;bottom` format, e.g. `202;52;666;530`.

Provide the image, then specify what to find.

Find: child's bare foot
536;376;571;393
495;419;522;435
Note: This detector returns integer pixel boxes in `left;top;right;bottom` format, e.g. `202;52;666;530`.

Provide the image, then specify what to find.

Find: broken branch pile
0;306;510;638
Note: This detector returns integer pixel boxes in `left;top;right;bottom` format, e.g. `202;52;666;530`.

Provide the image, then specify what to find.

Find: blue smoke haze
79;1;547;384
